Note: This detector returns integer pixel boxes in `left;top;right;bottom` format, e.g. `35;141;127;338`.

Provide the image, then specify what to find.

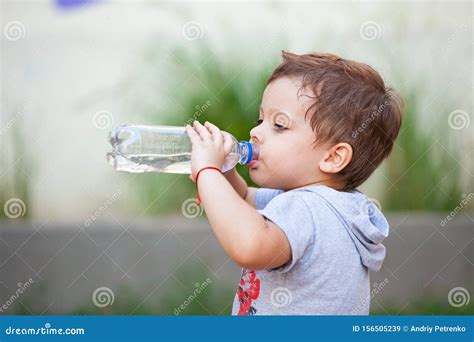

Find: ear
319;143;353;174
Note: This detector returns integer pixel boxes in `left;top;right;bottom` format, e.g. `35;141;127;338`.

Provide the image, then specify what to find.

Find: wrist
196;165;221;179
193;164;221;180
194;166;223;207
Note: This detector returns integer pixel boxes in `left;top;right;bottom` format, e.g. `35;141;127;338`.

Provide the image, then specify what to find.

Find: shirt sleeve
254;188;285;210
256;191;316;273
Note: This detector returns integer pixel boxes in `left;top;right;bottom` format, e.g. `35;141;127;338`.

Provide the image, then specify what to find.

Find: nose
250;125;261;144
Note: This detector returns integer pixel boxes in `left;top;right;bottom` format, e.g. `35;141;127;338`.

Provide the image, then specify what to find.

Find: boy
185;51;403;315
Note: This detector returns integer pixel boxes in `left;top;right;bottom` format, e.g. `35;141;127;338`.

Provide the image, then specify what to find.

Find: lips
247;160;258;168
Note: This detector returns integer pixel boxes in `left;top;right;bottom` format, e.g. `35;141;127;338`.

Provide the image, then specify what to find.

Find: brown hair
268;51;404;190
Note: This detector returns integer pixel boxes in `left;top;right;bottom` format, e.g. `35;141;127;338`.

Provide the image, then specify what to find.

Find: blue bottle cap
240;141;253;165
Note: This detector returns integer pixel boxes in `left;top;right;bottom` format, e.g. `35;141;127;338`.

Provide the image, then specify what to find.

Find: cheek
272;138;302;162
266;137;292;157
278;138;320;174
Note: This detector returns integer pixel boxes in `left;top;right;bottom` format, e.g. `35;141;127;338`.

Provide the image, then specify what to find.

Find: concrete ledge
0;213;472;314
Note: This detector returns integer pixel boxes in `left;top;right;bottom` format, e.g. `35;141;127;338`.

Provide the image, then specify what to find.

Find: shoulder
265;186;331;210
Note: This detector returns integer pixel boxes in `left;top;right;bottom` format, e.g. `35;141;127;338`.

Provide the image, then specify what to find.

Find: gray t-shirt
231;185;389;315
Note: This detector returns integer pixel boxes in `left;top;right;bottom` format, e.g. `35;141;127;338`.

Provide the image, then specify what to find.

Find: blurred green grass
128;46;465;215
127;47;274;215
384;89;463;211
371;297;474;316
12;263;473;316
0;46;468;216
0;125;33;219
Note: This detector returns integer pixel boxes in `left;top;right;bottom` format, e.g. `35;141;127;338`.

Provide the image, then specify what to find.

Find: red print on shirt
237;270;260;315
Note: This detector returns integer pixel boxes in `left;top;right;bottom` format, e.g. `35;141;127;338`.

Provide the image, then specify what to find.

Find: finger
189;174;196;183
193;121;211;142
185;125;201;143
222;131;234;155
204;121;223;145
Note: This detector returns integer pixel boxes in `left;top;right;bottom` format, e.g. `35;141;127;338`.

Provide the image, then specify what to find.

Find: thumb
189;174;196;183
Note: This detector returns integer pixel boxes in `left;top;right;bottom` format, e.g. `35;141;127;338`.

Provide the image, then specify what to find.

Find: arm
186;121;291;270
223;168;258;207
198;169;290;270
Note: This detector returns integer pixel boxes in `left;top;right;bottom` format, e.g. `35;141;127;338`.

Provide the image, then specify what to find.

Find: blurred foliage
69;265;235;315
0;124;33;219
69;291;474;316
129;45;466;214
127;46;275;215
2;45;465;216
371;296;474;315
384;89;463;211
12;263;473;316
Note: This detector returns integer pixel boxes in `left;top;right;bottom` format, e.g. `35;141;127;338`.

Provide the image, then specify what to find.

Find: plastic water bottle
106;124;258;174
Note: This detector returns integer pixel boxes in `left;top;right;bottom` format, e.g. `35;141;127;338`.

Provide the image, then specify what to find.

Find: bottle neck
238;141;258;165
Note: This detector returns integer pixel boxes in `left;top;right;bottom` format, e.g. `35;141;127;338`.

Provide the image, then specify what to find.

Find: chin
249;168;260;184
250;169;277;189
249;168;266;187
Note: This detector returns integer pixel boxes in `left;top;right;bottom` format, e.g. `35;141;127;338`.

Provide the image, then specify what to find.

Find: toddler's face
248;77;331;190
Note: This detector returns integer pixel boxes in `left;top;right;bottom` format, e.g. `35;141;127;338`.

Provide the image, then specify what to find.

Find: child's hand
185;121;234;180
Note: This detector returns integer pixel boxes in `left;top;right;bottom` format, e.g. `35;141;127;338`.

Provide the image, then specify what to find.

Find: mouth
247;160;258;168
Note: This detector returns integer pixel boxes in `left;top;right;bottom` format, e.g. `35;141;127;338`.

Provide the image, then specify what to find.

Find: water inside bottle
107;124;250;174
107;151;241;174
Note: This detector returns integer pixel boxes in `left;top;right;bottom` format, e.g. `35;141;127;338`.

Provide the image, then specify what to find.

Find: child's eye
254;119;287;130
274;123;288;131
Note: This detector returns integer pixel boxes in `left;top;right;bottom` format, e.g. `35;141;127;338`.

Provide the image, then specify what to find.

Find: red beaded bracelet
195;166;222;206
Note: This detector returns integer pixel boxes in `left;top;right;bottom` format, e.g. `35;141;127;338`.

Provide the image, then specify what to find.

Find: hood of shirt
300;185;389;272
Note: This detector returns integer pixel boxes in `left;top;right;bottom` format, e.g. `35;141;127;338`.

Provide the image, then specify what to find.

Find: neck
294;177;344;191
